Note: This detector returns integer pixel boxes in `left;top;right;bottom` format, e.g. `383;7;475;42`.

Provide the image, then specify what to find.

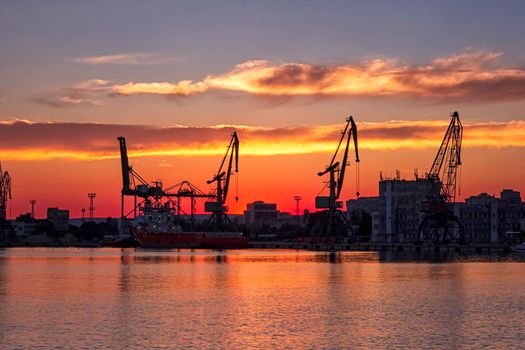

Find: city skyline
1;1;525;217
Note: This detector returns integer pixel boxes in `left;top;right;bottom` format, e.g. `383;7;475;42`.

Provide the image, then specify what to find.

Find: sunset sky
1;1;525;218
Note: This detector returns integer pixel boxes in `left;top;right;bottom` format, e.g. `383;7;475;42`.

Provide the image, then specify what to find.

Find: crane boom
222;131;239;204
206;131;239;204
428;111;463;203
337;117;359;198
118;136;132;195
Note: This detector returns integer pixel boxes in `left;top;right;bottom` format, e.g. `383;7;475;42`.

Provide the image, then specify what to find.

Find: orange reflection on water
1;248;524;349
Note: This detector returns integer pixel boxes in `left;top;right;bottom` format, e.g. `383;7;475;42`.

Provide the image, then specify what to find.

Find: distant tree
105;217;119;233
15;213;33;223
75;220;119;241
40;220;59;238
78;222;102;241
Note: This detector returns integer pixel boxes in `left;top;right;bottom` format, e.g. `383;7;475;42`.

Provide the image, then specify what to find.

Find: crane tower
418;111;464;242
205;131;239;230
311;116;359;241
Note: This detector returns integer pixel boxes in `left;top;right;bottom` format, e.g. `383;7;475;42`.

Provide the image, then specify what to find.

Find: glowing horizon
1;117;524;219
0;119;524;162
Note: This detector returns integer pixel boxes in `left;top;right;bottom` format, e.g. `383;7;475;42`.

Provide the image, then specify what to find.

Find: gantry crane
312;116;359;241
205;131;239;230
418;111;464;242
117;137;214;230
118;136;165;220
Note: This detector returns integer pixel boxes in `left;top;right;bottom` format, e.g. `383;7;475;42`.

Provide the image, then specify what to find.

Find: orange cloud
106;50;525;101
0;119;524;162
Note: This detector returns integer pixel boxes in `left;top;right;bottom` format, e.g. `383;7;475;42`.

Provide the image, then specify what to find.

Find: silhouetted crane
205;131;239;230
0;162;11;221
418;111;464;242
312;116;359;241
117;136;213;230
0;162;12;241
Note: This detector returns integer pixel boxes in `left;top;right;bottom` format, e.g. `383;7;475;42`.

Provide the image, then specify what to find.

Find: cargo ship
131;202;249;249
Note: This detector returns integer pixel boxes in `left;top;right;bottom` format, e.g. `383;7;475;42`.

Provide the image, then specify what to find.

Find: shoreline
1;241;515;254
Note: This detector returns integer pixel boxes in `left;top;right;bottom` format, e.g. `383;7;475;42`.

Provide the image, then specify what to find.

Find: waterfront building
349;183;525;244
346;196;384;242
347;177;435;242
379;178;434;242
460;190;525;243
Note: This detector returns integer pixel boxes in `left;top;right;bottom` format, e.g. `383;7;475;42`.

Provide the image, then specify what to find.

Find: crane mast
418;111;464;242
205;132;239;230
312;116;359;241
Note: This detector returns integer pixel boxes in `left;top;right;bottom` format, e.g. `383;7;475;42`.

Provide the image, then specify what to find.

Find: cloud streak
31;79;109;108
0;118;524;161
103;49;525;102
69;52;176;65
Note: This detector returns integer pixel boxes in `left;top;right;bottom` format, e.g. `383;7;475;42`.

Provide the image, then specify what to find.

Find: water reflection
379;250;525;262
0;248;524;349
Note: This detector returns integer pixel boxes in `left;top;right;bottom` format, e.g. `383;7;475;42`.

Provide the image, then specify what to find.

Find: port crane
205;131;239;230
117;137;214;229
312;116;359;240
0;162;12;241
418;111;464;242
118;136;165;220
0;162;11;221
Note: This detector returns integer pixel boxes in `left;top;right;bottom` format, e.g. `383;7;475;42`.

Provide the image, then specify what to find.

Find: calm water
1;248;524;349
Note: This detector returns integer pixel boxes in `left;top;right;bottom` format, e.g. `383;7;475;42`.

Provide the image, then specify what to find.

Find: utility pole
30;200;36;219
88;193;96;222
293;195;302;223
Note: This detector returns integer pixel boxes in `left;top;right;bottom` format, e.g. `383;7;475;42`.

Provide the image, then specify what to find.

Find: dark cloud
256;64;335;88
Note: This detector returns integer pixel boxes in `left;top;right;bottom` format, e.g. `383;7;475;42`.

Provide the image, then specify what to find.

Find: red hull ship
134;229;249;249
131;202;249;249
